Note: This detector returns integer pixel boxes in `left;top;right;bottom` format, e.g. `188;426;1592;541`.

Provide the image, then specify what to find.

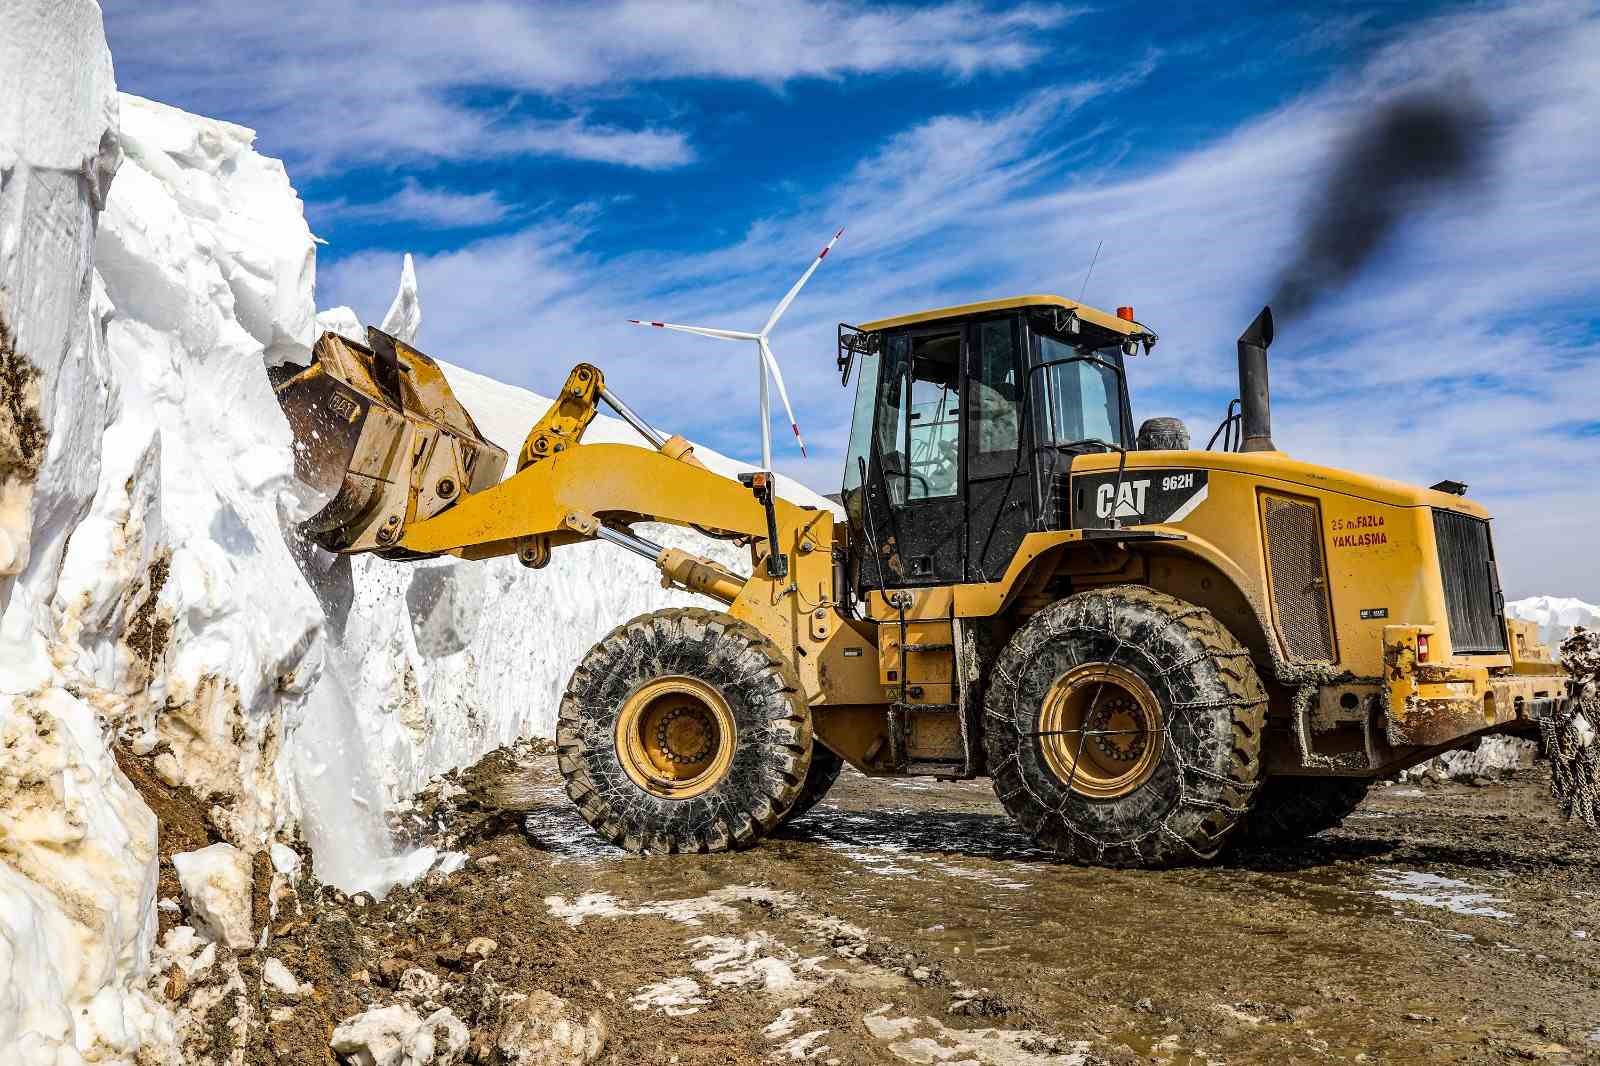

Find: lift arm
273;342;819;604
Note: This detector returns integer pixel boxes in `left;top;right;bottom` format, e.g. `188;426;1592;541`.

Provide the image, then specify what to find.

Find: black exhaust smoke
1237;306;1275;452
1268;90;1491;322
1236;91;1493;453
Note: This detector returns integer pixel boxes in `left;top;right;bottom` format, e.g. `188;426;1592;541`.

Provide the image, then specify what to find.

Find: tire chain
1544;628;1600;828
988;585;1266;866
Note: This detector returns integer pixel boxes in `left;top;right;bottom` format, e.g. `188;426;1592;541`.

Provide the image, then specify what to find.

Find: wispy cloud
315;178;514;229
104;1;1080;172
318;2;1600;597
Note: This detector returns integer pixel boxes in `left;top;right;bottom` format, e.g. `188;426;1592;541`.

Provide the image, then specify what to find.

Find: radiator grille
1432;510;1506;654
1261;493;1336;662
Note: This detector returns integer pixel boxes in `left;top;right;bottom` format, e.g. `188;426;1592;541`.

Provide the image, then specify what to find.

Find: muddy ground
143;747;1600;1065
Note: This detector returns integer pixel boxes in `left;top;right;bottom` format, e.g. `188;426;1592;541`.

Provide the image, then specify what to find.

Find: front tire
556;608;811;854
984;585;1266;867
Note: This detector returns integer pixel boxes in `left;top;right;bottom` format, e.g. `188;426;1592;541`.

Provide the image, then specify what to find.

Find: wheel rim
1038;663;1164;799
617;676;737;799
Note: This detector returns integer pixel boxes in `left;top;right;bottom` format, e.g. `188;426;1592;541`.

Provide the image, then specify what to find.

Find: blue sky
104;1;1599;599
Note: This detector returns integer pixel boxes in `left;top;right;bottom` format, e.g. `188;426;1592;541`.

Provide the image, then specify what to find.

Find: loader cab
839;297;1140;594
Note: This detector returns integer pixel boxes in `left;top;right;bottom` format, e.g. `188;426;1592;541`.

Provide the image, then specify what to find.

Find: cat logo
330;393;361;424
1073;469;1209;529
1096;479;1151;519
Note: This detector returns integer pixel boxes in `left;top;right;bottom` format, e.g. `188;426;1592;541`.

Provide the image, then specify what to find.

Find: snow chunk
262;957;306;996
1402;735;1539;782
270;842;302;875
317;305;367;344
380;253;422;343
331;1004;468;1066
172;843;255;949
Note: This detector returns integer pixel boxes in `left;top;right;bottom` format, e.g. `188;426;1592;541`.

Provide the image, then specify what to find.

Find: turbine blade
758;337;807;458
627;320;756;341
760;227;843;337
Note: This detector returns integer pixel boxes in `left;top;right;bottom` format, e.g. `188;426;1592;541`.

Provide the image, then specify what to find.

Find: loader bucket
271;329;507;553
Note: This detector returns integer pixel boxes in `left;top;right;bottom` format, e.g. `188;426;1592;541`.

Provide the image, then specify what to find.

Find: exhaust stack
1236;306;1276;453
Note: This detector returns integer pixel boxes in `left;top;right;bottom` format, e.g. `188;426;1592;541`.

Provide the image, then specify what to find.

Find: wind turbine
630;228;843;472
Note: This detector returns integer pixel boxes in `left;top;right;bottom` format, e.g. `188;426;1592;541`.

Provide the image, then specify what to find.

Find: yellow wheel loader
272;298;1569;866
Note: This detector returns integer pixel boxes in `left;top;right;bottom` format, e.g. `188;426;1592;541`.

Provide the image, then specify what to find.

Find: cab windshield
1033;330;1129;452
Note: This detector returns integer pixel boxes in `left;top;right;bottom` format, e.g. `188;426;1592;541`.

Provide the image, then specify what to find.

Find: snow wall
0;7;829;1062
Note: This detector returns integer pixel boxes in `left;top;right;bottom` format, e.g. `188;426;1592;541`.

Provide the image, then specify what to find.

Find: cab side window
967;318;1021;479
876;330;961;503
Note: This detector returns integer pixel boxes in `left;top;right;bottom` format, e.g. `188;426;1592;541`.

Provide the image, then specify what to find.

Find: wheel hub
656;706;716;765
1089;698;1150;764
616;676;736;799
1037;663;1164;799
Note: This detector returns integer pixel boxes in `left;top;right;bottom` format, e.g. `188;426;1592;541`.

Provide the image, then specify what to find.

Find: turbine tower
630;228;843;472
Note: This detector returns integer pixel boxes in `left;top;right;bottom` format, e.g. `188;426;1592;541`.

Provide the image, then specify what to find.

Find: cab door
848;326;964;589
963;314;1030;581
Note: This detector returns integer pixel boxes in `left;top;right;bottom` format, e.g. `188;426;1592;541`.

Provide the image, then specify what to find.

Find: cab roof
857;294;1146;336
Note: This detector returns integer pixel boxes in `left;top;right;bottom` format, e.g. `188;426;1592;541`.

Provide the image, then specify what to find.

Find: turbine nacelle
630;228;843;471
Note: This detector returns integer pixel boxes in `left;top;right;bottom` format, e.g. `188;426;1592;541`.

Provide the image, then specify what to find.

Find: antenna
630;228;843;469
1078;239;1104;301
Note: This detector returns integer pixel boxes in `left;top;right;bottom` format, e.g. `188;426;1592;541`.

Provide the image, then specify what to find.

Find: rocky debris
496;990;607;1065
1563;627;1600;678
331;1003;470;1066
172;842;257;949
451;739;557;814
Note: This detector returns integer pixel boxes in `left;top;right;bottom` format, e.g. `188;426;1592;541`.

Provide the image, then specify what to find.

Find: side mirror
837;323;878;386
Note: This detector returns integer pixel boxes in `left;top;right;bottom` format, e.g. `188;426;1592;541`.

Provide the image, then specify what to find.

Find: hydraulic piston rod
594;524;747;605
598;385;668;449
593;523;664;560
598;382;709;470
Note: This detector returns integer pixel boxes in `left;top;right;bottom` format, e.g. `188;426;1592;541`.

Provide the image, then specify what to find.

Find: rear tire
984;585;1266;867
556;607;811;854
776;744;845;827
1234;776;1371;848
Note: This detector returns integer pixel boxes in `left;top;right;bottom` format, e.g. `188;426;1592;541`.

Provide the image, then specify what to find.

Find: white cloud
104;1;1080;172
315;178;513;228
318;2;1600;598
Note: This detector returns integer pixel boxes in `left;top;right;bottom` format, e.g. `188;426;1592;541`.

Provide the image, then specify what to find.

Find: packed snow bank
3;34;836;1062
0;4;171;1062
88;91;327;850
1507;596;1599;653
96;89;834;848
